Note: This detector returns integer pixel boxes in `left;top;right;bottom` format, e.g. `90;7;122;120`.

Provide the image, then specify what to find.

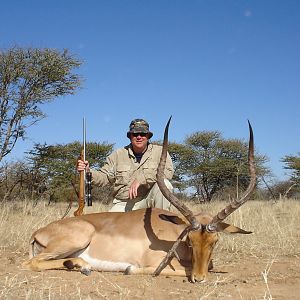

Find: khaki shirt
91;143;174;200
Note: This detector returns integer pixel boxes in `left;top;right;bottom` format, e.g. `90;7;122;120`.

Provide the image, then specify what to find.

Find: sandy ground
1;247;299;299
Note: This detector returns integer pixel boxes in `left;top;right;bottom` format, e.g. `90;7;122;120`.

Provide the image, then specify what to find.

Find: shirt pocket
143;162;158;180
115;164;131;185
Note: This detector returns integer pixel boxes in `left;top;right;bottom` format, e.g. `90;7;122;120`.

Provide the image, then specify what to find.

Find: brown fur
23;207;250;282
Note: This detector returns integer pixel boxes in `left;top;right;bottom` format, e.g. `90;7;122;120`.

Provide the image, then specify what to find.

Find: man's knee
152;179;173;191
163;179;173;191
109;200;127;212
146;180;173;210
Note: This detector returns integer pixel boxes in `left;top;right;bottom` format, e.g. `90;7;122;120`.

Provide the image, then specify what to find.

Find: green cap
127;119;153;138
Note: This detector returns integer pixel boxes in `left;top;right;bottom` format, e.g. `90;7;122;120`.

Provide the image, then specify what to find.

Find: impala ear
159;214;186;225
217;222;252;234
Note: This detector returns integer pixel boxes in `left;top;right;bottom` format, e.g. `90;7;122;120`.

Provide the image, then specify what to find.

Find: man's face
130;132;149;153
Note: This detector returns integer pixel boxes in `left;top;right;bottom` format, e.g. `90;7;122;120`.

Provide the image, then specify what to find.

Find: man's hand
77;159;90;172
129;179;140;199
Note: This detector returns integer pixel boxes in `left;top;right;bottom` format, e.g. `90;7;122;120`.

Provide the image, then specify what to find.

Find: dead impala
23;118;256;283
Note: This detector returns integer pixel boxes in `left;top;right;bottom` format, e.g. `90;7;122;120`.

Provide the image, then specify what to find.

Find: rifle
74;118;92;216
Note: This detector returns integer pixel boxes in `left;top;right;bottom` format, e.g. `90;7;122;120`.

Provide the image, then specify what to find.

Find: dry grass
185;200;300;258
0;198;299;299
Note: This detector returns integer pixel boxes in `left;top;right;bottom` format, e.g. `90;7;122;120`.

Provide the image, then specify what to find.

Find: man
77;119;174;212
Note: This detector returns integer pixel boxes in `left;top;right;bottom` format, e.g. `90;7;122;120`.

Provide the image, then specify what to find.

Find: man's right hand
129;179;140;200
77;159;90;172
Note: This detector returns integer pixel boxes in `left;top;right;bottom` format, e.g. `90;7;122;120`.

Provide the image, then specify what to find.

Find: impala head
187;228;217;282
156;117;256;283
188;218;252;282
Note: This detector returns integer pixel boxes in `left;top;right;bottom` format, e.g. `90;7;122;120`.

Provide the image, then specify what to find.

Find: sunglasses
132;132;148;137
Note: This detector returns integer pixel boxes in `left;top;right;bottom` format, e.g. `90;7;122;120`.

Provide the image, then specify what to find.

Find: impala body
24;207;249;282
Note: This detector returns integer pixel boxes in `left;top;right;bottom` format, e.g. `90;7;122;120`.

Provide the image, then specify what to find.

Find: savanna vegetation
0;45;300;299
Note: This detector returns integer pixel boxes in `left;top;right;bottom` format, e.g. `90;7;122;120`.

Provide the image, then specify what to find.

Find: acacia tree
168;142;194;192
168;131;268;202
0;47;82;162
26;141;114;202
282;153;300;182
280;153;300;198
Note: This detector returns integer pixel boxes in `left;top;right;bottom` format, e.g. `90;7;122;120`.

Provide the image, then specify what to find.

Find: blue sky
1;0;299;181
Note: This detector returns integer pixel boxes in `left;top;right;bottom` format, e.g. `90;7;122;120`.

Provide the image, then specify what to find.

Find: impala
23;118;256;282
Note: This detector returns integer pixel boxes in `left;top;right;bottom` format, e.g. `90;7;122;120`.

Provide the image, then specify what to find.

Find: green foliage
168;142;194;191
167;130;269;201
26;141;113;202
281;153;300;183
0;47;82;161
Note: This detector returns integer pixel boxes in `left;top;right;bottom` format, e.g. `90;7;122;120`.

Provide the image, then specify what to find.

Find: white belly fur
78;247;134;272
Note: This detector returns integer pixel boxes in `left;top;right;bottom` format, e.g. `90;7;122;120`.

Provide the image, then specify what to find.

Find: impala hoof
124;266;131;275
125;265;135;275
80;266;91;276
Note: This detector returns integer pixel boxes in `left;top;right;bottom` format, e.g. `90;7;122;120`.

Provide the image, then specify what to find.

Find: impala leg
125;265;190;277
23;238;92;275
125;261;213;278
22;256;92;275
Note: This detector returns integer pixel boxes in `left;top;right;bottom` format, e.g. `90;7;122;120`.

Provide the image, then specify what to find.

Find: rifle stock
74;118;88;216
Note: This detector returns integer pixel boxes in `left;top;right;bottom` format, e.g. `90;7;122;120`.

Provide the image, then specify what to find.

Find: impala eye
206;224;217;232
